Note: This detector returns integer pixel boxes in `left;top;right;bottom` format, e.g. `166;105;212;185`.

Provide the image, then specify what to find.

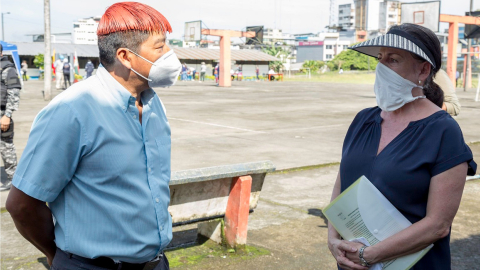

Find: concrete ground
1;79;479;269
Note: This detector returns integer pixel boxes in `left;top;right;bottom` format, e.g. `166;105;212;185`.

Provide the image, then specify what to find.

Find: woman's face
377;47;430;86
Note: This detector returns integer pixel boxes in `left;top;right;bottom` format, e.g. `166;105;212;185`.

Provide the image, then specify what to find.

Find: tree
263;45;291;73
33;54;44;68
327;48;378;71
302;60;325;73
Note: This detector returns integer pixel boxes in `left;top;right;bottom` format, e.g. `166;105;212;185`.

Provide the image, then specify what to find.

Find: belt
60;248;162;270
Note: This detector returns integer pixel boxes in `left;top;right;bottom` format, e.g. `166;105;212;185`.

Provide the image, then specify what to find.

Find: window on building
388;14;395;18
326;45;333;49
340;10;343;14
326;54;333;59
343;45;348;49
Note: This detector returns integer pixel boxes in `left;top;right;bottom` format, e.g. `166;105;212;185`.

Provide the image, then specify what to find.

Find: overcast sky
1;0;479;43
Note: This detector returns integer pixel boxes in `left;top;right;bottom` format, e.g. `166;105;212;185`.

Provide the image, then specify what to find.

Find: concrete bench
168;160;275;248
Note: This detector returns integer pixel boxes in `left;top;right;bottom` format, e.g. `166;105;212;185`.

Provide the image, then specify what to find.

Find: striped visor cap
348;29;436;69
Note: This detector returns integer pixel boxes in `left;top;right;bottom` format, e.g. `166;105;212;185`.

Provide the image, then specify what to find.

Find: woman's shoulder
351;107;381;125
419;110;459;130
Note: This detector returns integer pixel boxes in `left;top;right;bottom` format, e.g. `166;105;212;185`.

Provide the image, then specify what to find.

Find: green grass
165;240;270;268
284;71;376;84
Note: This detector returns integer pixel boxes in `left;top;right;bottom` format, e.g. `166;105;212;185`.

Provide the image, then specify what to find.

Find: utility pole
465;0;474;91
2;12;10;41
44;0;52;100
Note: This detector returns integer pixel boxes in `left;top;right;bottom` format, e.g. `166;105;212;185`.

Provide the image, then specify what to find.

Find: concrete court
2;79;480;173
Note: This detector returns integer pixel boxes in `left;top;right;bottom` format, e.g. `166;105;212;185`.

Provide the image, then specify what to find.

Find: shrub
328;47;378;71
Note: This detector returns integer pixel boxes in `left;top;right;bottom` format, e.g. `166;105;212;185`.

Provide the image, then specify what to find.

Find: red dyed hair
97;2;172;36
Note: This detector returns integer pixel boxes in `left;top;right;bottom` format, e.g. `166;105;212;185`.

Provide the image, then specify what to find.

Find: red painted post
224;175;252;247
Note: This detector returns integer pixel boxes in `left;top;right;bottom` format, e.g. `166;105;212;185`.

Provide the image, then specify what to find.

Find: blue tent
1;40;22;86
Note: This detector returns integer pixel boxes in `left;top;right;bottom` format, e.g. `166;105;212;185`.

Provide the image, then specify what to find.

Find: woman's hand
344;242;371;265
328;238;369;270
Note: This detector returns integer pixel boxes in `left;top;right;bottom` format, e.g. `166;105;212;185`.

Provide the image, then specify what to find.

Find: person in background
214;63;219;84
236;65;242;81
268;67;275;81
54;57;64;90
21;60;28;81
85;59;95;79
455;70;460;87
62;58;72;89
255;65;260;80
181;63;188;81
6;2;179;269
200;62;206;82
339;68;344;74
190;66;196;81
0;44;21;191
434;69;461;116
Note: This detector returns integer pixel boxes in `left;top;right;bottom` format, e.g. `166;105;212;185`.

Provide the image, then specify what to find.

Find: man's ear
116;48;133;69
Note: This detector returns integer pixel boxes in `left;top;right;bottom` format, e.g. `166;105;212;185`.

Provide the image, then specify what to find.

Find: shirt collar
95;66;135;112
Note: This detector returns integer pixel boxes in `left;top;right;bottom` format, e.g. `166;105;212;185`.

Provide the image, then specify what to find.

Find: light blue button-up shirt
13;67;172;263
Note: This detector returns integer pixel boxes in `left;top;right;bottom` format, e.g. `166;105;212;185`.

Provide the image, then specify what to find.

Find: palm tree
263;45;291;73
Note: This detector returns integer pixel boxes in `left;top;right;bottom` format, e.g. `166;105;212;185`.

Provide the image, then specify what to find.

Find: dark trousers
51;248;170;270
22;71;28;81
64;74;71;89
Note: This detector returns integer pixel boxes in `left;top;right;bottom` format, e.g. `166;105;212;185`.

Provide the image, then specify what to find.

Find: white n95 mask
374;62;425;112
128;49;182;88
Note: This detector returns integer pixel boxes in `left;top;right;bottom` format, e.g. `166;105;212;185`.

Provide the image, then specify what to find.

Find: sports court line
268;124;345;133
169;118;266;134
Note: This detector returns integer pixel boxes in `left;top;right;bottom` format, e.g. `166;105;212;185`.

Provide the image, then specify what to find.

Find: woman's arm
347;162;468;264
328;172;369;270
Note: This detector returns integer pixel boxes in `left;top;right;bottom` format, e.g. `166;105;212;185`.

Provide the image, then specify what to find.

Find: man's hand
1;115;11;131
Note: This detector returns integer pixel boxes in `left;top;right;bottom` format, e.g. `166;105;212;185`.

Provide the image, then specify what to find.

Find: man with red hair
6;2;181;270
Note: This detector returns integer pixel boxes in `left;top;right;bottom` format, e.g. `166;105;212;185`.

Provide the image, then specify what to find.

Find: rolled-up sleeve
431;118;476;177
12;102;86;202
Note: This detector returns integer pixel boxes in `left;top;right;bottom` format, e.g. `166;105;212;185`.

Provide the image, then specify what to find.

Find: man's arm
6;186;57;266
4;87;20;117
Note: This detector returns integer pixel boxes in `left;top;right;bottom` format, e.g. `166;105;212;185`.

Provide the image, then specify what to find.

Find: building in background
26;33;72;43
379;0;401;32
338;3;355;30
73;17;101;45
296;32;351;62
263;28;296;45
354;0;400;33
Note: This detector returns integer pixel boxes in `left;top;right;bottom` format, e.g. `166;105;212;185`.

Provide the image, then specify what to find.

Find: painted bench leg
224;175;252;247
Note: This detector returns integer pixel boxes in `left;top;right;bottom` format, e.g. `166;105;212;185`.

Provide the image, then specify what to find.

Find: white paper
323;176;432;270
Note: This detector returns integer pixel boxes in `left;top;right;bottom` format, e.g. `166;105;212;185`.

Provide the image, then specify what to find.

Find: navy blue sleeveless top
339;107;477;270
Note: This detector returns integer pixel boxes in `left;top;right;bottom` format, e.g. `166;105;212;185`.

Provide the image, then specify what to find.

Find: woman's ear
419;62;431;83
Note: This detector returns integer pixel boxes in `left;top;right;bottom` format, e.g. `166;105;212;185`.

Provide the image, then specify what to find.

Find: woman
21;60;28;81
328;24;477;270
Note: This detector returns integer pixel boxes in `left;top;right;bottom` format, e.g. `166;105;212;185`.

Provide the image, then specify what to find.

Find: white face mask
128;49;182;88
374;62;426;112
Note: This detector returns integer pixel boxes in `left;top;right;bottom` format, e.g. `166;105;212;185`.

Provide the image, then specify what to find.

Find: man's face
130;32;170;80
